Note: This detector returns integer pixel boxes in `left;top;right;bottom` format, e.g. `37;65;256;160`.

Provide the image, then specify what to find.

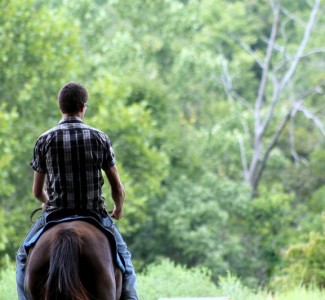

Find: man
16;82;138;299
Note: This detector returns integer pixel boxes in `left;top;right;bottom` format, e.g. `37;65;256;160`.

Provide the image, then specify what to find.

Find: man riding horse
16;82;138;299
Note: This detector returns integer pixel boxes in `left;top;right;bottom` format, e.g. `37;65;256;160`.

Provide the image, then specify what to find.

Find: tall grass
0;260;17;300
217;273;325;300
136;261;325;300
0;259;324;300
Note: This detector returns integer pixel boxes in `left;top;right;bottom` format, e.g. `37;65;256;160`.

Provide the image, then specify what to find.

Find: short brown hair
58;82;88;113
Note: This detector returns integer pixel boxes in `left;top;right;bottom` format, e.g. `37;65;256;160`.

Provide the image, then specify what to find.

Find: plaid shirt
30;116;116;211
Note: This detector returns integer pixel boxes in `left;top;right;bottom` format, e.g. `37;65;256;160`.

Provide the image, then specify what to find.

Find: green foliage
0;257;324;300
137;259;219;299
274;231;325;289
0;0;84;205
0;105;18;203
0;0;83;114
240;187;297;285
217;273;325;300
86;74;170;235
218;273;266;300
0;258;17;300
309;185;325;214
0;0;324;294
134;169;252;282
310;149;325;180
274;287;325;300
0;210;8;254
0;0;85;259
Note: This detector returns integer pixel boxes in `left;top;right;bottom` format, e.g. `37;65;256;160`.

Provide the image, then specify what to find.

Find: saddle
45;208;103;223
24;208;126;273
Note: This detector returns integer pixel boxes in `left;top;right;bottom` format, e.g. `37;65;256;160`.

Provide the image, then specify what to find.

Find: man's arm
104;165;125;220
32;171;48;206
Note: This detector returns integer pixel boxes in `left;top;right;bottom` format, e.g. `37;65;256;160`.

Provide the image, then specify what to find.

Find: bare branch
238;134;249;182
253;81;324;189
260;36;286;54
220;56;253;111
281;7;305;26
279;0;321;91
254;103;292;188
289;118;301;165
259;0;321;140
249;0;282;189
301;48;325;57
254;0;281;135
230;35;264;68
274;48;325;72
298;105;325;137
280;18;290;47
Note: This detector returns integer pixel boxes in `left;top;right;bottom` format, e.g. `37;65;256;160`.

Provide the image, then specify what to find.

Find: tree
85;74;170;237
0;0;85;258
0;105;18;206
273;230;325;289
218;0;324;195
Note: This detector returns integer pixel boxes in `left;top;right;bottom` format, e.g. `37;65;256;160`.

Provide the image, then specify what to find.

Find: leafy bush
273;231;325;289
217;273;324;300
0;258;17;300
137;259;220;299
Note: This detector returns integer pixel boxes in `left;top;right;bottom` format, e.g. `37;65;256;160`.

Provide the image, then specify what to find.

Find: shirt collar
59;116;84;124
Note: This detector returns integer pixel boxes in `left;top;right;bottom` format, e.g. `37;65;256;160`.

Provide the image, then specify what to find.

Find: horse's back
25;220;122;300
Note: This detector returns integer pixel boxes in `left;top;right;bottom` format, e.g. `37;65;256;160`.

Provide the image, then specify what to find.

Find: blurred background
0;0;324;299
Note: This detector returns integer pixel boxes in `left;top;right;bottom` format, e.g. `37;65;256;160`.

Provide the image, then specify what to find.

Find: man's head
58;82;88;114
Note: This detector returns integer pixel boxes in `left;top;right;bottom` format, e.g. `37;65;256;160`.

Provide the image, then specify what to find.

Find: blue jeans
16;211;138;300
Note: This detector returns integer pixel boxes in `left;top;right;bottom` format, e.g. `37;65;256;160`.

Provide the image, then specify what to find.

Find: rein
30;208;43;223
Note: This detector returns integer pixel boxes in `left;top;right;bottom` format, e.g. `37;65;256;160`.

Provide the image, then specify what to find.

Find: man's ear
79;103;86;112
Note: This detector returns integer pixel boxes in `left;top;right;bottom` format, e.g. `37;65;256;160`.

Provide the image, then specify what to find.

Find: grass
1;260;324;300
0;262;17;300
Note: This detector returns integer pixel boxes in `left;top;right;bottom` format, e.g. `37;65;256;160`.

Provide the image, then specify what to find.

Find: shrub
272;232;325;289
137;259;220;300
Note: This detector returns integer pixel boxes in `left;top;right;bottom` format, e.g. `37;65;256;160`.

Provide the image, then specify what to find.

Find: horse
24;220;122;300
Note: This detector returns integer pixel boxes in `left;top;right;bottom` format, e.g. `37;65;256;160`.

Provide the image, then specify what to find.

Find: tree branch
220;55;253;111
254;1;281;136
230;35;264;68
289;118;301;165
249;1;282;189
298;105;325;137
279;0;321;91
259;0;321;141
253;81;324;190
274;48;325;72
281;6;305;26
238;134;249;182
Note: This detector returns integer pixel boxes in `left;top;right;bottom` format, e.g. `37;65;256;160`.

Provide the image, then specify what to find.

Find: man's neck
62;113;83;119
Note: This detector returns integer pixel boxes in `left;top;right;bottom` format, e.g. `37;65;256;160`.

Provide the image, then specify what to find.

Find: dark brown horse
25;220;122;300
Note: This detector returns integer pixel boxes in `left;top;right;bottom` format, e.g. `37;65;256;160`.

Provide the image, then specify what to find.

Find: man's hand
111;206;124;220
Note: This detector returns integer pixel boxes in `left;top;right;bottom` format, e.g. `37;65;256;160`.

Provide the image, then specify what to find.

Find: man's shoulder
84;124;109;140
37;126;58;140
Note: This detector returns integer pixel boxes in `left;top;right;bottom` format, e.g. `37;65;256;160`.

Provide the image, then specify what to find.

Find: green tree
85;74;170;237
212;0;324;195
0;105;18;205
273;231;325;289
0;0;85;258
1;0;324;291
